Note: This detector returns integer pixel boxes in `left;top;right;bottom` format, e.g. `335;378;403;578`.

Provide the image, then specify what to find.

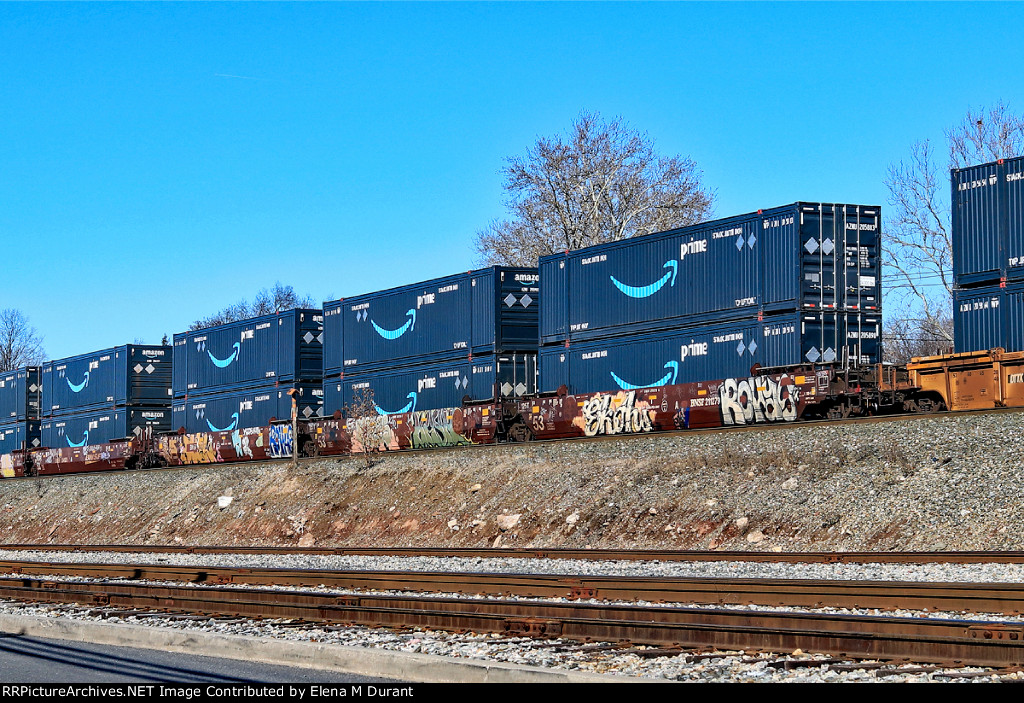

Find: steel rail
3;559;1024;616
1;576;1023;668
4;545;1024;564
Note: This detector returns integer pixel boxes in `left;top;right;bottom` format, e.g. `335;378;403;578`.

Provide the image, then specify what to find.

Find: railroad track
2;573;1024;668
1;559;1024;615
5;544;1024;563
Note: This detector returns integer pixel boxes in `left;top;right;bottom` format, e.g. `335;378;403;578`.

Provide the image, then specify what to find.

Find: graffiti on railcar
719;374;799;425
346;414;397;453
0;454;14;478
409;408;474;448
268;424;294;458
230;429;255;459
173;432;221;465
578;390;655;437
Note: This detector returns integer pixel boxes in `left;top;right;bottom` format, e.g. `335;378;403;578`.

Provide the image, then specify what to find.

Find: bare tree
0;309;46;371
476;111;715;265
189;282;317;331
882;304;953;366
343;387;392;468
884;101;1024;359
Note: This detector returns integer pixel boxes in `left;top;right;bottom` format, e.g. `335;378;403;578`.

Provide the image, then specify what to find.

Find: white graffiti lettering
719;375;800;425
582;391;654;437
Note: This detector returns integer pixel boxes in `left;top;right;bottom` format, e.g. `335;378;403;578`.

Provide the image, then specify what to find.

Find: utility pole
286;388;298;465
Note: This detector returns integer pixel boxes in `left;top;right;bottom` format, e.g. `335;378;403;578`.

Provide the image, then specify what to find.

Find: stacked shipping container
539;203;883;395
38;345;173;447
171;309;324;433
0;367;40;453
952;155;1024;352
322;267;540;415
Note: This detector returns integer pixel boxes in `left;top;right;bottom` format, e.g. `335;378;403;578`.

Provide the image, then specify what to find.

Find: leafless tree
343;387;392;468
189;282;317;331
884;101;1024;360
882;304;954;366
0;309;46;371
476;111;716;266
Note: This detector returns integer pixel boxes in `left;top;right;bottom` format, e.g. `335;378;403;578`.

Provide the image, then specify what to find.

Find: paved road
0;632;406;683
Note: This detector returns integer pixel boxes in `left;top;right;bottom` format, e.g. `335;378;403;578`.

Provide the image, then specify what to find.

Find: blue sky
2;2;1022;359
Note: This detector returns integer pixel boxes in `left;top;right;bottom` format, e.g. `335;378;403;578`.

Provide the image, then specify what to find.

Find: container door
798;205;839;311
840;205;881;312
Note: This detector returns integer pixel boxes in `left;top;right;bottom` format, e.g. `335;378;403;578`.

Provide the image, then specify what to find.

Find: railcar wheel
506;422;535;443
826;403;851;420
914;397;946;413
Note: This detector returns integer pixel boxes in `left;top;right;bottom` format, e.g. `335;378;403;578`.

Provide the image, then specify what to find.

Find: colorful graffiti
719;375;799;425
230;429;254;459
268;424;294;458
0;454;14;478
164;432;220;465
409;409;474;449
347;414;398;453
579;390;655;437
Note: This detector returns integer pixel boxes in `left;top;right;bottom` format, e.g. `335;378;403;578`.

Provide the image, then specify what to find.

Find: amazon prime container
323;267;539;376
172;309;323;398
540;203;880;344
0;367;40;422
41;345;172;416
0;421;40;454
540;311;881;395
953;282;1024;353
171;382;323;434
952;155;1024;286
323;353;537;417
40;406;171;448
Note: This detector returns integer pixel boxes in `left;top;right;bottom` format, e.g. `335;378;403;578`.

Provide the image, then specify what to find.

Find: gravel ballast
0;411;1021;551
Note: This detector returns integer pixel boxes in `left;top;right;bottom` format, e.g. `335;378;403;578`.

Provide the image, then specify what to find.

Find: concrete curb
0;614;649;683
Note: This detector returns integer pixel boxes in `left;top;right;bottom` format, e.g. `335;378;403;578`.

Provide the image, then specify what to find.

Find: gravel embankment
0;411;1022;551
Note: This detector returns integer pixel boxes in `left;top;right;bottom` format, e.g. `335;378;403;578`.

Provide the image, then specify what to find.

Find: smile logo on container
374;391;417;416
66;430;89;447
371;309;416;340
610;360;679;390
208;342;241;368
66;371;90;393
207;412;239;432
610;260;678;298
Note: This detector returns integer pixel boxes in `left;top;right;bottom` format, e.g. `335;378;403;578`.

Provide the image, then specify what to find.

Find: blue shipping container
539;203;880;344
172;382;323;434
953;282;1024;353
41;345;172;416
323;267;539;376
173;309;323;398
324;354;537;416
0;367;40;422
0;421;40;454
40;406;171;448
952;155;1024;286
540;312;881;395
